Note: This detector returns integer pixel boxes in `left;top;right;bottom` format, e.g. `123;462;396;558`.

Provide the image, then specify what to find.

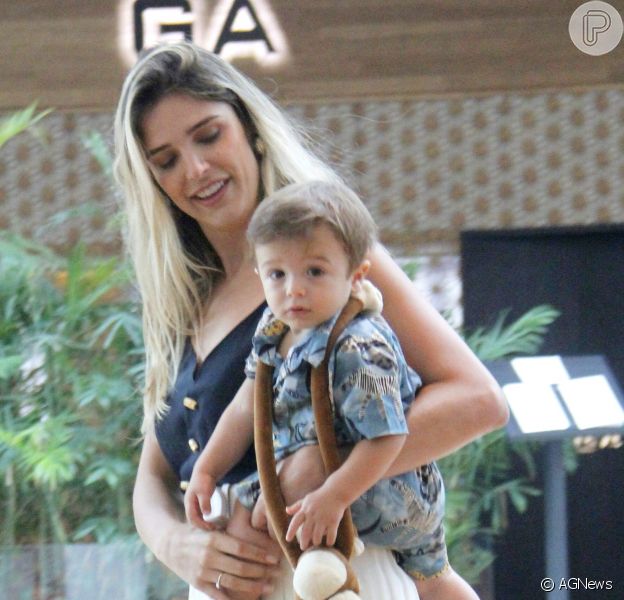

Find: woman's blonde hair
114;42;343;431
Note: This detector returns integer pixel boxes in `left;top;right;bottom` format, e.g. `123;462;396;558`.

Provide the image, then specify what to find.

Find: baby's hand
251;493;280;541
184;471;217;530
285;487;346;550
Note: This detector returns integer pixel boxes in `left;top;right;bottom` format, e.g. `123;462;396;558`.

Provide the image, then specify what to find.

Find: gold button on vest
183;397;197;410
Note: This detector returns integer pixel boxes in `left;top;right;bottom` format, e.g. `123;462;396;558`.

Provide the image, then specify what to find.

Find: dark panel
462;225;624;384
461;225;624;599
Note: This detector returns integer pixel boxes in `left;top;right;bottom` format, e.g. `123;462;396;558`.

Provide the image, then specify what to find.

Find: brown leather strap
310;296;363;559
254;360;302;568
253;296;364;568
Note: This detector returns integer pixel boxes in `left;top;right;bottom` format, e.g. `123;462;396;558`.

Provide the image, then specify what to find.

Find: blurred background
1;2;622;598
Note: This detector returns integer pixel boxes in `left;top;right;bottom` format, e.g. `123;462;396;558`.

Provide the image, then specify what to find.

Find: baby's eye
307;267;324;277
268;270;285;280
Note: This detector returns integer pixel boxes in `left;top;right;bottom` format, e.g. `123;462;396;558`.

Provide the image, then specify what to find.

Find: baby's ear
350;260;370;286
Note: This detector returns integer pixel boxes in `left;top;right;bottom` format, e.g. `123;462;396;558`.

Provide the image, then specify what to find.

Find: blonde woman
114;41;507;600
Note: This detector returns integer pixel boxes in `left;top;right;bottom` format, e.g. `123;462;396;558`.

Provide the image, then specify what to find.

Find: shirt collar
253;309;344;369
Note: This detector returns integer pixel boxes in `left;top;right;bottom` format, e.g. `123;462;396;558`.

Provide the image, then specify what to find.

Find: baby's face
254;224;361;337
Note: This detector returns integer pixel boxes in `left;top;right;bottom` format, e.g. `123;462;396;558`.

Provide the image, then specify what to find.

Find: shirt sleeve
331;327;410;441
244;307;276;379
244;348;258;379
232;471;261;510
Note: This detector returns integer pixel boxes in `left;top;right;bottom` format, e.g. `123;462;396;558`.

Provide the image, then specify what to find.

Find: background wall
461;226;624;598
2;88;624;254
2;1;623;263
2;1;624;110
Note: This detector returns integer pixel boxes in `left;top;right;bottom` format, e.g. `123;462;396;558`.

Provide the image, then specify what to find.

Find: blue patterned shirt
240;307;448;579
245;306;421;461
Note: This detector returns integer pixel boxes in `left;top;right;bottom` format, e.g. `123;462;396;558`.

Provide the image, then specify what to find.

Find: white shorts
189;545;420;600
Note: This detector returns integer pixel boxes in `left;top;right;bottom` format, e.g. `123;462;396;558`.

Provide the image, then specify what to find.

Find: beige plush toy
254;294;371;600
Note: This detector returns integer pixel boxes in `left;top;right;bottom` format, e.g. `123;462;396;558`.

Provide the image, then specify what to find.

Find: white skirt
189;545;419;600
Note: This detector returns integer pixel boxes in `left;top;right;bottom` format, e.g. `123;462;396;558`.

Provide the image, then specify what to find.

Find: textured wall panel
2;89;623;252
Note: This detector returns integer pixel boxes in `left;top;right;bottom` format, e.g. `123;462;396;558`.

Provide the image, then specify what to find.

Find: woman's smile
189;177;229;206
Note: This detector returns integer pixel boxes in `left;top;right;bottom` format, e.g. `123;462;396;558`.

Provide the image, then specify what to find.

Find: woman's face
141;93;260;238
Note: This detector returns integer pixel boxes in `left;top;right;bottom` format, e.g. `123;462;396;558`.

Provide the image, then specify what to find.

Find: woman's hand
162;517;280;599
213;500;282;600
133;432;281;599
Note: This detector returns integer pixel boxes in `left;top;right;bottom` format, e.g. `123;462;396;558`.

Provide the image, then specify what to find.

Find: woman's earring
254;137;266;156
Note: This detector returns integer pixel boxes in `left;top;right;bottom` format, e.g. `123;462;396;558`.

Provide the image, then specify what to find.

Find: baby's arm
184;377;255;529
285;433;405;549
285;319;410;549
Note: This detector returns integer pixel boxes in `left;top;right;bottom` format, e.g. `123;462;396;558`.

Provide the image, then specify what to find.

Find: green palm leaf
0;103;52;149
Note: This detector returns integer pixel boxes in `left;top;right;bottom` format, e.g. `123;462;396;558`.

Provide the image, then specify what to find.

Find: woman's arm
133;430;281;599
368;243;509;472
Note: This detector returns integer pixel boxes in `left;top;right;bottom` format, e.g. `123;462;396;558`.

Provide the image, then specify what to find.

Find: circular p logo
569;1;623;55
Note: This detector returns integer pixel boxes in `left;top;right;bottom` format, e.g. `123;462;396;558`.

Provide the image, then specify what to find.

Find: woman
114;41;507;600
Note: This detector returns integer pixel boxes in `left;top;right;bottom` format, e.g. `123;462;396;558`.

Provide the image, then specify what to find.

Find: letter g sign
134;0;194;53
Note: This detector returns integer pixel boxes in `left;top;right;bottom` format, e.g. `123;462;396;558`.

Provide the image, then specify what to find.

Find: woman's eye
160;157;176;170
197;128;220;145
152;155;176;171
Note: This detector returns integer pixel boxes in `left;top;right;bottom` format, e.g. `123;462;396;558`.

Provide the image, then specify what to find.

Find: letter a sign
208;0;287;65
214;0;273;54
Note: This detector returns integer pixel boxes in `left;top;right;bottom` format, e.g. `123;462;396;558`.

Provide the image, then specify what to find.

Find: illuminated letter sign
213;0;273;54
133;0;193;52
206;0;287;65
118;0;288;67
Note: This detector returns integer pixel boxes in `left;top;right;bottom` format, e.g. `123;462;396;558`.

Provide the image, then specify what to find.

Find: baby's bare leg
414;567;480;600
251;445;329;534
278;445;329;504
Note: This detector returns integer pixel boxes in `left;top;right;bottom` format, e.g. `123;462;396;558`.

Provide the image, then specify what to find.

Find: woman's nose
183;151;209;180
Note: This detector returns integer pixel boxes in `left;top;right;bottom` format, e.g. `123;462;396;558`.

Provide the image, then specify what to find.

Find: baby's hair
248;180;377;271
